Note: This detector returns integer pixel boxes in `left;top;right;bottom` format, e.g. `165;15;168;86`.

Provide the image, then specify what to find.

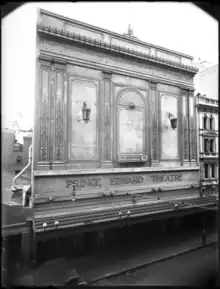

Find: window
210;115;215;130
204;164;209;179
13;143;23;152
211;164;215;178
204;139;209;153
210;139;214;153
204;138;215;153
203;114;207;130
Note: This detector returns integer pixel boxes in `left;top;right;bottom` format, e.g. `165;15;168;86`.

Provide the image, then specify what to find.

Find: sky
2;2;218;129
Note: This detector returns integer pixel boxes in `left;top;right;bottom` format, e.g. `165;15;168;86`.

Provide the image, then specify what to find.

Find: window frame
204;163;209;179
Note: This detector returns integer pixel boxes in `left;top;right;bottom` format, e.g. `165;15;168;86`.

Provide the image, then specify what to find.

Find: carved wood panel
39;68;51;162
150;82;159;161
54;70;64;161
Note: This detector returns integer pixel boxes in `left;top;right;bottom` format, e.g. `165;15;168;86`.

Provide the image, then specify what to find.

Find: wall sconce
168;113;177;130
129;102;135;109
82;102;91;123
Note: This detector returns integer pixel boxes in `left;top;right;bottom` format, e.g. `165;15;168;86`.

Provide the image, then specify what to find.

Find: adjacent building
195;63;219;197
2;128;32;175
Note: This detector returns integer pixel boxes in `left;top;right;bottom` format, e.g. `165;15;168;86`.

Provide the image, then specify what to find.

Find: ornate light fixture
82;102;91;123
168;113;177;130
129;102;135;109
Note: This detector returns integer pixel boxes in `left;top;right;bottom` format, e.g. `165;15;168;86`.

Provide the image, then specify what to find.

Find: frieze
34;170;200;198
38;24;198;74
40;39;194;86
158;83;180;94
64;171;193;189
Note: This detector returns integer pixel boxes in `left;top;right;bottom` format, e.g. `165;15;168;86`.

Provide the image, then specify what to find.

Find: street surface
94;244;218;286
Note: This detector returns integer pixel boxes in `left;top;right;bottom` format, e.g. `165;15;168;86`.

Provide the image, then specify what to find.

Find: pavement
15;228;217;286
95;244;218;286
71;229;217;283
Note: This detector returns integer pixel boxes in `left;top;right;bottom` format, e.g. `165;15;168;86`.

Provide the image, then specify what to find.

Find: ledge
37;23;198;74
34;166;200;177
33;196;216;233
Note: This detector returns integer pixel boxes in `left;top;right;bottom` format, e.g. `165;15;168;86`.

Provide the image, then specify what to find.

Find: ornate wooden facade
32;9;217;236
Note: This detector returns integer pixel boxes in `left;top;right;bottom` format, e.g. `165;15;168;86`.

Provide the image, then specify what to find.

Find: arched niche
116;88;147;162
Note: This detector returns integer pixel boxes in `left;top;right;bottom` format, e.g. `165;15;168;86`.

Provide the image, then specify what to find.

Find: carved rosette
40;70;50;161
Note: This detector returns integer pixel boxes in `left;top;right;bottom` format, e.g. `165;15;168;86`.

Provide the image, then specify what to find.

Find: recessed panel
69;79;98;160
161;94;178;160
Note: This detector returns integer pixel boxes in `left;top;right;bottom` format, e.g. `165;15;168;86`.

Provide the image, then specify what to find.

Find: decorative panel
111;38;150;55
65;24;102;40
102;71;112;161
117;90;145;160
157;83;180;95
69;79;98;160
54;71;64;161
39;69;51;161
150;82;159;161
189;96;196;161
160;94;178;160
156;50;180;64
182;92;189;160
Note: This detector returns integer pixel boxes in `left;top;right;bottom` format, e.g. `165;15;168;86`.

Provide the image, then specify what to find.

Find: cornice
196;104;219;113
39;9;194;60
37;23;198;74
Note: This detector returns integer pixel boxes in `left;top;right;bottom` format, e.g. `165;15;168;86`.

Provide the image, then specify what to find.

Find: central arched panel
117;88;146;162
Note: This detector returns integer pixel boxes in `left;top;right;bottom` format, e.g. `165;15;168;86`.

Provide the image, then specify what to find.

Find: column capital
102;70;113;81
149;81;158;90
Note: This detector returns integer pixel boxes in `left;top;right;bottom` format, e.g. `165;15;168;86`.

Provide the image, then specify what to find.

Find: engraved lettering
110;175;144;186
150;174;183;183
65;178;102;189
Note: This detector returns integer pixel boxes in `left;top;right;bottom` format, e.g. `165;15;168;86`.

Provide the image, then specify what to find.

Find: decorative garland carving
37;23;198;73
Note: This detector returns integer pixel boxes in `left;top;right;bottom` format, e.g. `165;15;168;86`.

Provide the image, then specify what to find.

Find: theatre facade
32;9;217;237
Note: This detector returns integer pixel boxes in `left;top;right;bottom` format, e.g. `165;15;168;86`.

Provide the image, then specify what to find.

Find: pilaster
150;81;160;167
101;70;113;168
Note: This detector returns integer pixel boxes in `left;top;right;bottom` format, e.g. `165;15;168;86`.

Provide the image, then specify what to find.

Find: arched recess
116;88;147;162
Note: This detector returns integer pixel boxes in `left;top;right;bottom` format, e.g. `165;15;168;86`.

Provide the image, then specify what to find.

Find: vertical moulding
101;70;113;168
52;62;66;170
38;62;52;170
182;90;190;166
150;81;160;166
189;91;197;166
